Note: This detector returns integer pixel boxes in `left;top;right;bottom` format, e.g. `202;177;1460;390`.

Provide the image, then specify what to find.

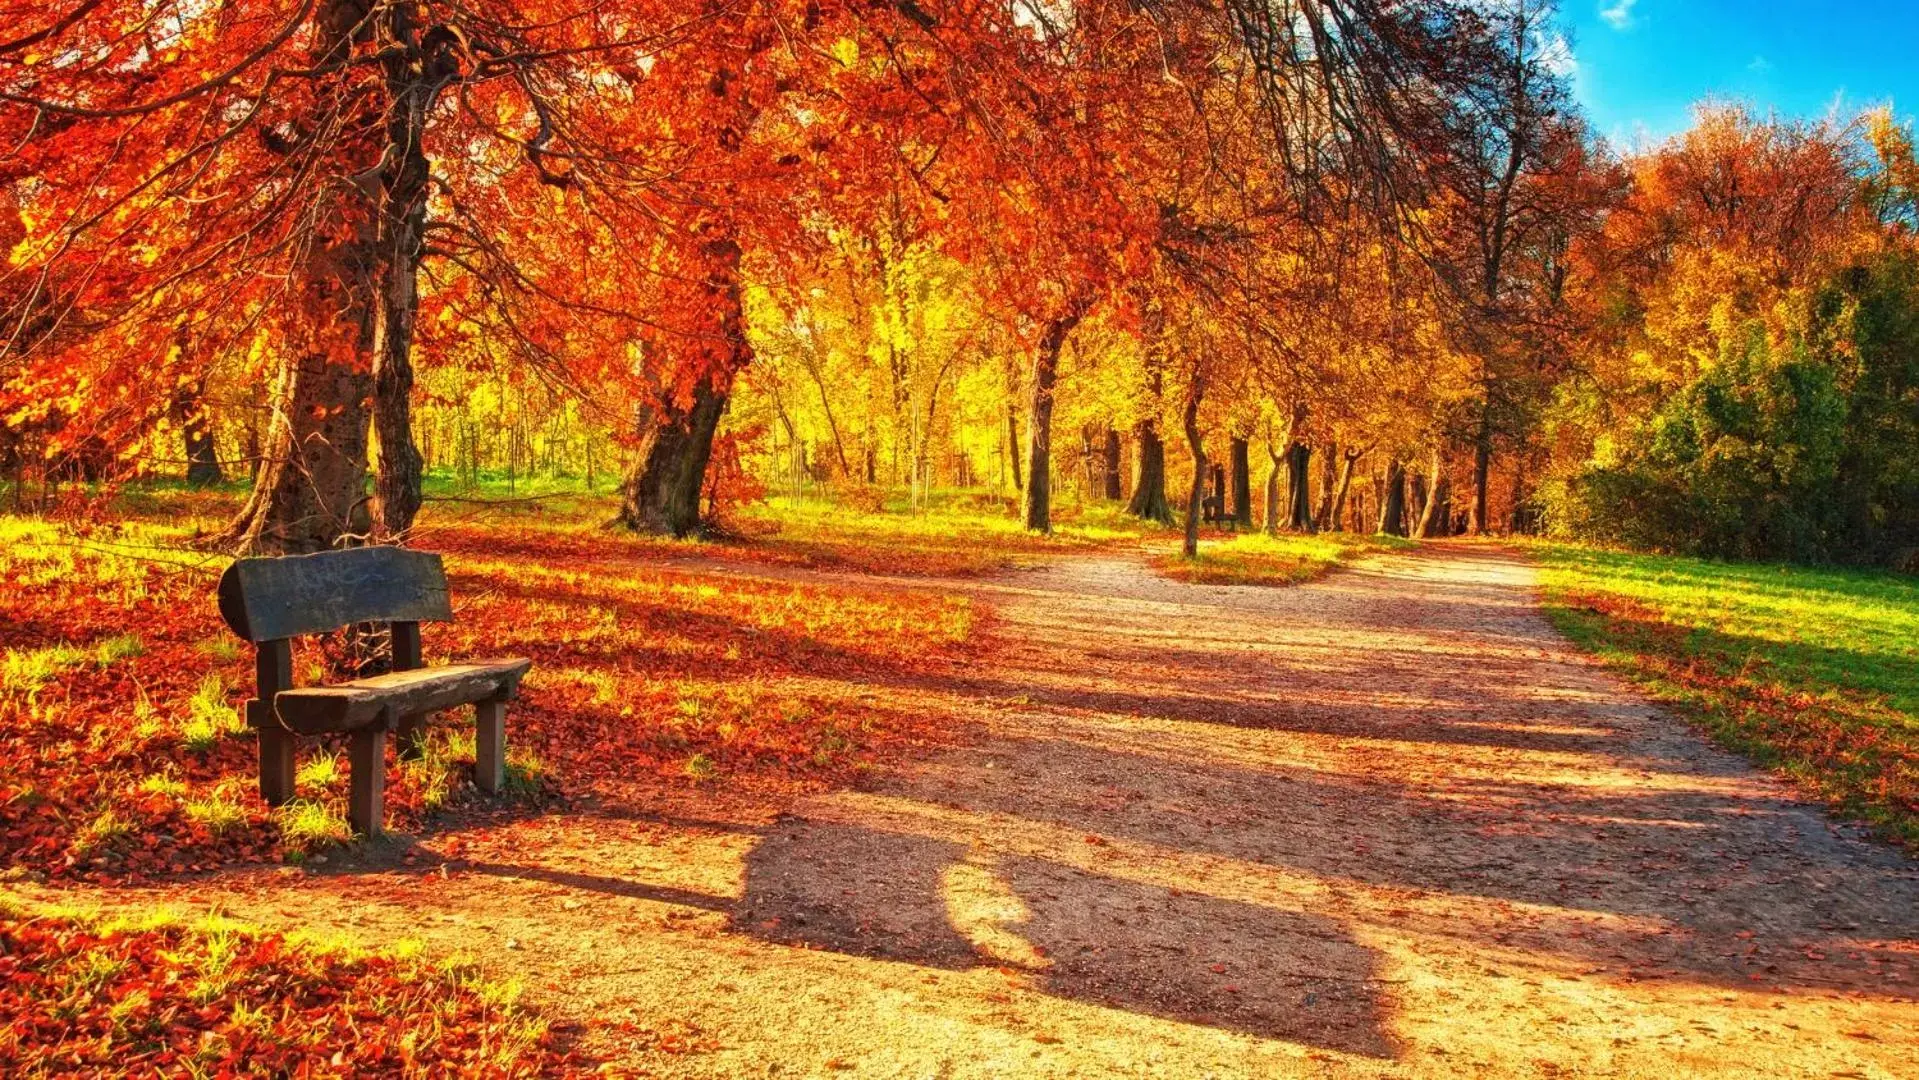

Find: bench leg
259;726;295;807
394;713;426;761
348;727;386;838
475;699;505;794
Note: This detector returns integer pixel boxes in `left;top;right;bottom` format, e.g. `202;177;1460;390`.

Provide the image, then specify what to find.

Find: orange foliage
0;909;570;1074
0;500;979;882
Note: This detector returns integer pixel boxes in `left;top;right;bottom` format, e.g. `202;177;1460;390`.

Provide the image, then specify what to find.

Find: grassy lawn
1151;531;1418;587
723;492;1161;575
1530;542;1919;849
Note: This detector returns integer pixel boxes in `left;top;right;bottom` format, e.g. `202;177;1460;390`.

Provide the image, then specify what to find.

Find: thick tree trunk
1329;448;1361;533
1102;427;1123;500
219;0;384;554
172;379;223;487
1415;445;1449;539
223;349;374;554
1377;459;1408;537
1284;442;1314;532
1470;422;1493;535
1023;309;1085;533
1181;377;1205;559
1126;420;1171;523
620;379;730;537
619;233;749;537
1229;437;1253;529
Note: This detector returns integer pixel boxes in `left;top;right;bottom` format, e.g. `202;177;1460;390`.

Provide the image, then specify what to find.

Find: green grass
727;492;1162;574
2;643;89;697
1530;541;1919;847
72;806;135;856
178;674;245;752
92;634;145;665
1154;531;1417;586
274;799;351;853
182;790;249;836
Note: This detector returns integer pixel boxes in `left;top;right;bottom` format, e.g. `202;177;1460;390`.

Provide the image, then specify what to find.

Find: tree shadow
729;816;1401;1057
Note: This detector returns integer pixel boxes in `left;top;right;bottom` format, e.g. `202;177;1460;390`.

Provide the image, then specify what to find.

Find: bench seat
272;658;530;735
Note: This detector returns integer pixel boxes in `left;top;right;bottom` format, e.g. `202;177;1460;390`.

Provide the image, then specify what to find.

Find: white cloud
1538;31;1579;81
1747;55;1773;74
1599;0;1638;31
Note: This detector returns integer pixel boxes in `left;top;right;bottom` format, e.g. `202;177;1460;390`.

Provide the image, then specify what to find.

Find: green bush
1544;252;1919;565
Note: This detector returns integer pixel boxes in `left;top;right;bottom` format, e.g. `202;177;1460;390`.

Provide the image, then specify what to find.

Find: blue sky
1561;0;1919;149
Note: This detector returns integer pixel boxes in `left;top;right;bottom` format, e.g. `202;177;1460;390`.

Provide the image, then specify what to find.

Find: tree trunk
1509;455;1533;534
1329;448;1361;533
1181;376;1205;559
1313;441;1338;529
1102;427;1123;500
1470;421;1493;535
1006;404;1023;493
222;348;374;554
1415;444;1449;539
172;379;223;487
620;381;729;537
1284;442;1314;531
219;0;386;554
1263;438;1283;534
1126;420;1171;523
365;4;459;542
1229;436;1253;529
619;233;748;537
1377;459;1407;537
1023;308;1085;533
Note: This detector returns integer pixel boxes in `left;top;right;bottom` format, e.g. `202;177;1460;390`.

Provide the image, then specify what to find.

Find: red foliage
0;910;571;1075
0;503;978;881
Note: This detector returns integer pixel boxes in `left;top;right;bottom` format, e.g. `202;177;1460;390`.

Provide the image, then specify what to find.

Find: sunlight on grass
72;806;134;856
136;773;187;800
178;674;245;752
2;643;89;697
1530;541;1919;847
182;788;249;836
724;492;1165;574
274;800;351;853
1153;531;1415;586
295;753;341;791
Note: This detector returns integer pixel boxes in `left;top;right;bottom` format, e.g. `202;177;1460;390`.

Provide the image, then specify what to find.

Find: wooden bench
217;546;531;838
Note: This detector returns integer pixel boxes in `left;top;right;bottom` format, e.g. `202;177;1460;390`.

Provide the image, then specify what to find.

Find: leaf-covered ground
0;492;986;884
1531;541;1919;849
5;496;1916;1076
0;896;564;1076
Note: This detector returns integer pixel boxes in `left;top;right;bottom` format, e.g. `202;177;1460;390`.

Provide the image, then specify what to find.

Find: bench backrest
217;547;452;643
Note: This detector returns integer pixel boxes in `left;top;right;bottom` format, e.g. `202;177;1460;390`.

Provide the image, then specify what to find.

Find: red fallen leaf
1210;963;1227;974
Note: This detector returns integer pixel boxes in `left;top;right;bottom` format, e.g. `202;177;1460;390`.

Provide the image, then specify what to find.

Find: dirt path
48;544;1919;1076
